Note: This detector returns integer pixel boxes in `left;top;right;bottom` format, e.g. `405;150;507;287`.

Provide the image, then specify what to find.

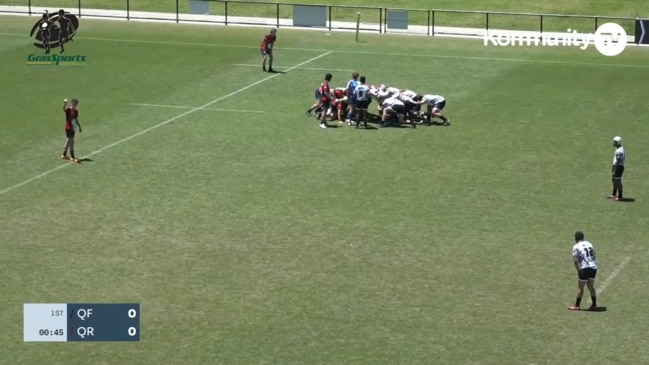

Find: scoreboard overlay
24;303;140;342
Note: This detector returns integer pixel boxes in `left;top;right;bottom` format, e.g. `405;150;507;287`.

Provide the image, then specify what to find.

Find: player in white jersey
416;94;451;126
610;136;626;201
399;89;418;102
376;85;399;104
353;76;370;129
397;89;423;120
380;97;415;128
567;231;598;311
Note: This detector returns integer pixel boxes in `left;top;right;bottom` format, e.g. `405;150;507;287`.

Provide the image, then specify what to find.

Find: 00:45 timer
39;329;64;336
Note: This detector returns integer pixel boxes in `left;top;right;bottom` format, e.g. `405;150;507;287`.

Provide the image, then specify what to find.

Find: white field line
131;103;264;113
1;32;647;69
232;63;354;72
0;51;332;196
599;256;632;295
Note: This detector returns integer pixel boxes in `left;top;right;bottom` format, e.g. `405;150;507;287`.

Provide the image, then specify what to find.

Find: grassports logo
27;9;86;65
484;22;628;57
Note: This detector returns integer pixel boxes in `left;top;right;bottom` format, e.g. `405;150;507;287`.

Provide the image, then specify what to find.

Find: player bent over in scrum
331;88;348;123
398;89;424;123
416;94;451;126
568;231;599;311
305;87;323;118
381;97;415;128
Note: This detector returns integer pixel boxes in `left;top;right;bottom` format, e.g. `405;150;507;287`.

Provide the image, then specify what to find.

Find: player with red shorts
61;98;82;163
260;28;277;72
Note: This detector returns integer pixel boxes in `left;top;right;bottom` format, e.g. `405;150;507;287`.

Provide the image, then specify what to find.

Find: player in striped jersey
353;76;370;129
567;231;598;311
610;136;626;201
345;72;359;125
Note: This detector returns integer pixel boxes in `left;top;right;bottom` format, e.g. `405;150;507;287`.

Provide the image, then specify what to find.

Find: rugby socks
591;296;597;307
618;188;623;199
575;297;582;307
612;188;617;196
70;149;75;160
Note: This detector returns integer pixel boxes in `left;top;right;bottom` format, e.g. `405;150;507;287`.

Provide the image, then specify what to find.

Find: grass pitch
1;11;649;365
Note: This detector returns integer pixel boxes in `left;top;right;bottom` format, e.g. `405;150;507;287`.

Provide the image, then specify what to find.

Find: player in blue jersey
344;72;360;125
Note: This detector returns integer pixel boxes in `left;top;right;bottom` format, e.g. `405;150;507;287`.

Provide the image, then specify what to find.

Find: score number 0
128;308;137;337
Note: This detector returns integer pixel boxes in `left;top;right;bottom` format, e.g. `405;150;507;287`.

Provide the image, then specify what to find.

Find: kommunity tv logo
484;22;628;57
27;9;87;66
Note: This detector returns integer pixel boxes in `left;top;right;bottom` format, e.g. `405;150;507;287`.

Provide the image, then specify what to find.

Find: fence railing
4;0;641;40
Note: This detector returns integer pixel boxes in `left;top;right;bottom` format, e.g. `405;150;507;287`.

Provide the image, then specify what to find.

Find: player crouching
331;88;349;124
380;97;416;128
416;94;451;126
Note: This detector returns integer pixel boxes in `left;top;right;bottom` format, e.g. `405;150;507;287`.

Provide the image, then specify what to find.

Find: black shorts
403;100;416;111
433;100;446;110
391;104;407;115
578;268;597;281
320;99;331;110
612;165;625;178
356;99;370;110
65;129;75;138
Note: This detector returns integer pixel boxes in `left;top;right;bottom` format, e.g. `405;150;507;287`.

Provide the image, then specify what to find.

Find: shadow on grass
267;69;286;74
78;158;93;163
419;120;451;127
588;306;607;312
606;196;635;203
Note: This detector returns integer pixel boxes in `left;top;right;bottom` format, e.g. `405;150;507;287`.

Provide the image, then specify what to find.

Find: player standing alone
61;98;82;163
260;28;277;73
610;136;626;201
318;73;333;128
567;231;598;311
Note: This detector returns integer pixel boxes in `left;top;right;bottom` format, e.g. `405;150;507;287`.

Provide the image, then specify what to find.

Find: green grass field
3;0;647;32
2;9;649;365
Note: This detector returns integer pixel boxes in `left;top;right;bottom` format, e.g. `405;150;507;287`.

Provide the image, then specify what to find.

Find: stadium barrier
1;0;644;43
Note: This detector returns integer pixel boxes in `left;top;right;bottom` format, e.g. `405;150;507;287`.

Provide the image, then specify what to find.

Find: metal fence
5;0;641;39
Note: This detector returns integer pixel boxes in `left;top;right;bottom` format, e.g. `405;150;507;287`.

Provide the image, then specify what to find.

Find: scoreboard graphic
24;303;140;342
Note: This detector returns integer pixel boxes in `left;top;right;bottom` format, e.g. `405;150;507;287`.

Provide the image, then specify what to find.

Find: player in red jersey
61;98;82;163
331;88;348;123
260;28;277;72
318;73;333;128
